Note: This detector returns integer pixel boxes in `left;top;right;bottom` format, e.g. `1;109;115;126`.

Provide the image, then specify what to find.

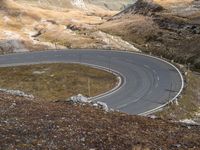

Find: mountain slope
86;0;133;11
17;0;73;8
15;0;132;10
0;0;137;54
100;0;200;71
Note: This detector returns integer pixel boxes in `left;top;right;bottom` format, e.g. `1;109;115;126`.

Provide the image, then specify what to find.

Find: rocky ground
0;92;200;150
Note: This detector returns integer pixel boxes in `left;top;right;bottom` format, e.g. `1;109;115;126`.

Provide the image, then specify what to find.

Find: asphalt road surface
0;50;184;115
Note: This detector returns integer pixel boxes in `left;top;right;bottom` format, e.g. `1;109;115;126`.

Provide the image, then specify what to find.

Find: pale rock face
68;94;88;103
180;119;199;125
3;16;11;23
71;0;86;9
67;94;109;112
0;30;29;53
96;101;109;112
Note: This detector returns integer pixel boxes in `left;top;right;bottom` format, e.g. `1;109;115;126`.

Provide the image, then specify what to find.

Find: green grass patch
0;63;117;101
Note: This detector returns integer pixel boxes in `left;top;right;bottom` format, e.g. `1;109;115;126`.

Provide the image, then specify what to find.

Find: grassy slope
100;0;200;70
0;0;115;52
16;0;73;9
158;71;200;120
0;63;117;101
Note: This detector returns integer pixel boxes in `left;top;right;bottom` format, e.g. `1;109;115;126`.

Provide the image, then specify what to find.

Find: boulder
96;101;109;112
68;94;88;103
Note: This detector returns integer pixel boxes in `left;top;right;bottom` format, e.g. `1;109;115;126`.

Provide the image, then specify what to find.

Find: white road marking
144;65;150;69
157;76;160;81
117;97;142;109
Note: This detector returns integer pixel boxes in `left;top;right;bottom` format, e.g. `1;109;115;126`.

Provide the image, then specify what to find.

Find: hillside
100;0;200;71
16;0;132;10
0;0;137;54
85;0;133;11
16;0;73;9
1;92;200;149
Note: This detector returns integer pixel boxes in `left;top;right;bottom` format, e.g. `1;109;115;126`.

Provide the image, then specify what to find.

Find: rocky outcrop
116;0;164;16
71;0;86;9
68;94;88;103
67;94;109;112
153;15;200;34
0;39;29;54
0;88;34;99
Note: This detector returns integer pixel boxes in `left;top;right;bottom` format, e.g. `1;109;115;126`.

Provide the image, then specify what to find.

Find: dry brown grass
0;0;118;51
158;71;200;120
39;25;97;49
1;0;111;24
100;9;200;70
100;14;159;47
0;63;117;101
154;0;193;6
